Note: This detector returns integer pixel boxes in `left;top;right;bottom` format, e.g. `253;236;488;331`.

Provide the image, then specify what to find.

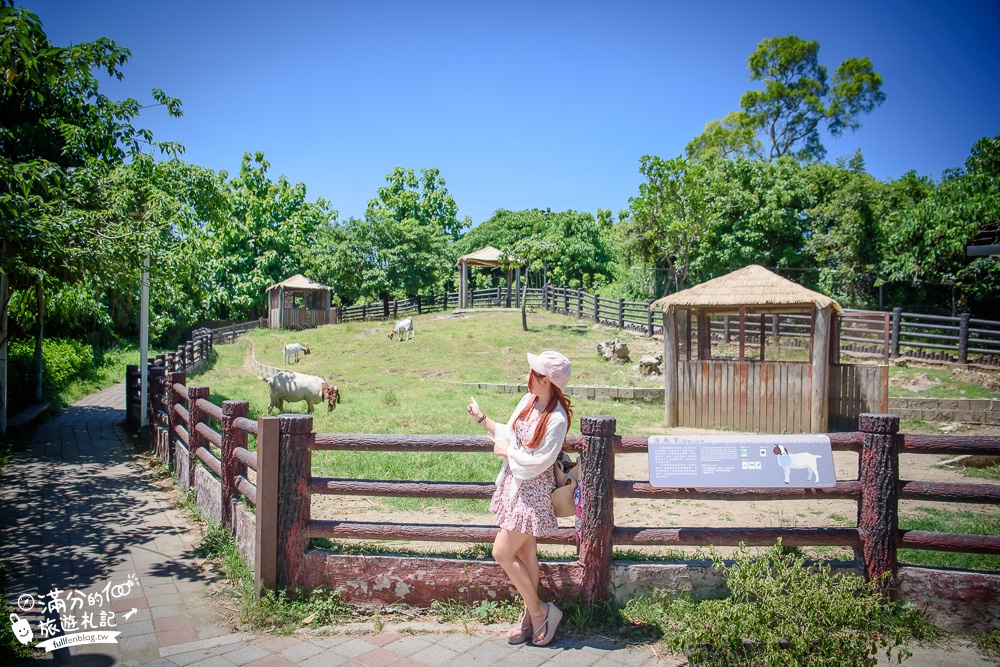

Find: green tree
698;157;812;277
366;166;468;242
0;2;181;428
882;136;1000;316
688;35;885;163
622;156;710;294
200;152;334;320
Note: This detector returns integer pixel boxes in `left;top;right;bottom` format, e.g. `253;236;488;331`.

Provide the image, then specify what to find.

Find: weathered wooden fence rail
143;366;1000;626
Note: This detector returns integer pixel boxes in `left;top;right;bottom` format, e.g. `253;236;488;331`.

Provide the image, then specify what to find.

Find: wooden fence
195;286;1000;368
144;368;1000;623
125;327;213;426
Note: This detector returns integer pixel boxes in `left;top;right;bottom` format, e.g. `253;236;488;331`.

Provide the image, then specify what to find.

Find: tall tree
687;35;885;163
0;2;180;429
622;156;709;294
366;167;468;242
200;152;333;321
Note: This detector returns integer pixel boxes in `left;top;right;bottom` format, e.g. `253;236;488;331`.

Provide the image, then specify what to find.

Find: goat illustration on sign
772;444;822;485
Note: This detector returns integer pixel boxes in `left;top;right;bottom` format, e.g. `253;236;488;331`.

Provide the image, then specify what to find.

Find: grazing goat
283;342;310;364
388;318;414;341
772;445;822;485
263;371;340;415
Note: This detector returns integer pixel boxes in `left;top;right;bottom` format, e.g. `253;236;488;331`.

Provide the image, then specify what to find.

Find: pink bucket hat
527;351;572;390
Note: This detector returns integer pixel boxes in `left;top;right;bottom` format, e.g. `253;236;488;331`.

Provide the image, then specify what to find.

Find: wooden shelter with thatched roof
650;265;888;433
456;246;522;309
267;274;333;330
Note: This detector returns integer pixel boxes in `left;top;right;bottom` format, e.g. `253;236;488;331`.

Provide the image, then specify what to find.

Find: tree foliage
687;35;885;163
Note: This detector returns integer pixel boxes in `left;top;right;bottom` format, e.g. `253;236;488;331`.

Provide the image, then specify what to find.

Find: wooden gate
677;361;812;433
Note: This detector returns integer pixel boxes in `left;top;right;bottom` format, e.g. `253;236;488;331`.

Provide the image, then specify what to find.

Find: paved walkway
1;384;994;667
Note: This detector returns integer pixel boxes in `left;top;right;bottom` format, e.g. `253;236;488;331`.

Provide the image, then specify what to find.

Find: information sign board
648;434;835;488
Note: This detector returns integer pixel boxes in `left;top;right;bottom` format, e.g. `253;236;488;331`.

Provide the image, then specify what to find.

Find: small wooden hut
650;265;888;433
266;274;333;330
456;246;521;308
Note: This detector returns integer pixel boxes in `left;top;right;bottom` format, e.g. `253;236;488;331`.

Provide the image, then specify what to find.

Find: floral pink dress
489;408;559;537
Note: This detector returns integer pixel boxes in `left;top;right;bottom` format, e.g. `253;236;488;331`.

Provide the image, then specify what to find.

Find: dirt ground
311;422;999;559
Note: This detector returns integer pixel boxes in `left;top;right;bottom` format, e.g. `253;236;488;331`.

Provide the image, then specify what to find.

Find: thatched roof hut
266;274;333;330
455;245;507;268
456;246;521;309
649;265;859;433
650;265;841;315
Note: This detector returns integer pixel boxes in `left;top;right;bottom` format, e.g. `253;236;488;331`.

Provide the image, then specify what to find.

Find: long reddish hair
516;371;573;449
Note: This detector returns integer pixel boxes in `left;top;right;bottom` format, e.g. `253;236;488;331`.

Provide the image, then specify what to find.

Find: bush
638;542;939;667
6;338;94;413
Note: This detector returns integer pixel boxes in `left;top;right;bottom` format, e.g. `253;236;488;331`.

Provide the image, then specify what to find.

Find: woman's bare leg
493;529;547;628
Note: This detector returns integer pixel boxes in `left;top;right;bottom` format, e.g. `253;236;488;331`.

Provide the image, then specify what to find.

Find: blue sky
33;0;1000;225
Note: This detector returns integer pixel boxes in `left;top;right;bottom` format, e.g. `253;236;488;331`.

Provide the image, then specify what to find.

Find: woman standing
467;351;572;647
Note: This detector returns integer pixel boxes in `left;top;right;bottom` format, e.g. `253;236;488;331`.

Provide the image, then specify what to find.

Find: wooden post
276;414;312;591
810;306;832;433
738;307;746;362
593;295;600;323
686;310;693;361
958;312;971;364
646;303;654;337
618;298;625;329
165;371;185;466
576;288;583;318
771;314;780;350
890;308;902;358
220;400;248;530
177;344;186;371
723;315;731;343
697;312;711;361
187;386;210;490
459;259;468;309
256;416;280;593
857;413;900;598
759;314;766;362
563;288;569;314
830;313;842;364
186;341;194;370
578;415;615;605
416;294;422;315
663;311;678;427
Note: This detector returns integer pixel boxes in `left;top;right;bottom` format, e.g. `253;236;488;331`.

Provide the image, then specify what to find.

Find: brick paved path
1;384;992;666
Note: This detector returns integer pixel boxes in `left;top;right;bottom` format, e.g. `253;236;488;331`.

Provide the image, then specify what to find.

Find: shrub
6;338;94;413
640;542;939;667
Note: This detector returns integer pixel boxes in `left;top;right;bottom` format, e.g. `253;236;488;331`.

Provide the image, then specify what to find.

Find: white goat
772;445;822;485
283;342;310;364
263;371;340;414
387;318;414;342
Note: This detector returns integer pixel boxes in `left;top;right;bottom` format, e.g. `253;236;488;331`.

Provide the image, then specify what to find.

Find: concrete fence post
578;415;616;605
276;414;313;592
148;366;166;455
165;371;185;468
255;416;280;594
187;386;210;490
857;413;901;598
221;400;248;531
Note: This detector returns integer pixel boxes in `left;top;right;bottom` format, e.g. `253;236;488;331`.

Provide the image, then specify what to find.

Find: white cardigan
493;393;568;501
